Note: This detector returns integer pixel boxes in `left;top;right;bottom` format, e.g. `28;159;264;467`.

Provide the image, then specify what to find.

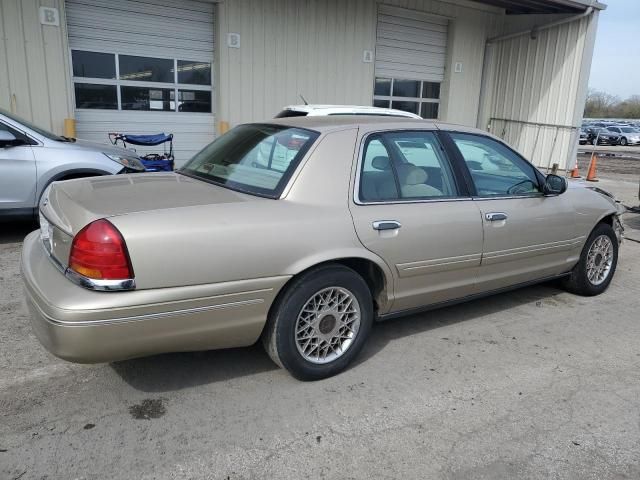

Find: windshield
0;108;66;141
620;127;636;133
179;124;319;198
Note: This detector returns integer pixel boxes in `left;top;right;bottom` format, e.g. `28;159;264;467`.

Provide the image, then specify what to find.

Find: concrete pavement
1;232;640;479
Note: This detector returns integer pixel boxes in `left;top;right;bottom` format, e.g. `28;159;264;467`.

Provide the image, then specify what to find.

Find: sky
588;0;640;99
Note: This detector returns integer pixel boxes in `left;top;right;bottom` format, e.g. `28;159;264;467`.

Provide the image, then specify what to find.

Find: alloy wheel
294;287;361;364
586;234;614;286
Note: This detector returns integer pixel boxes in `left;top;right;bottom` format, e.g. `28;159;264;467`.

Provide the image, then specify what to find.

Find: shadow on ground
112;281;564;392
0;220;36;245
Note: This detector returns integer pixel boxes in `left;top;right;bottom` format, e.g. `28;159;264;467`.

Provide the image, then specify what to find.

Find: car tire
262;264;373;380
621;137;628;146
562;222;618;296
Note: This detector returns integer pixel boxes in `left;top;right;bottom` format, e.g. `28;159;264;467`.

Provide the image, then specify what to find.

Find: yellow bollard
64;118;76;138
218;121;230;135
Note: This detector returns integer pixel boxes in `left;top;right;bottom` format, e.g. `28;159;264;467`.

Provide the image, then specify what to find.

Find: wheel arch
272;253;395;322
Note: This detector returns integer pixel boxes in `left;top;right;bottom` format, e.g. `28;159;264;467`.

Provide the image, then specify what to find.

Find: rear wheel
562;223;618;296
621;137;628;146
262;264;373;380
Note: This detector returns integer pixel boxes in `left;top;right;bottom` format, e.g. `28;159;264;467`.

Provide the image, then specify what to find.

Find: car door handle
485;212;508;222
372;220;402;231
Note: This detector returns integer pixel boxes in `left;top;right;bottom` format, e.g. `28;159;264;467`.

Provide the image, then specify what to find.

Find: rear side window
274;110;308;118
359;131;459;202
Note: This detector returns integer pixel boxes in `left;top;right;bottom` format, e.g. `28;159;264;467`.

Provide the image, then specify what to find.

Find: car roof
253;115;492;137
279;104;422;119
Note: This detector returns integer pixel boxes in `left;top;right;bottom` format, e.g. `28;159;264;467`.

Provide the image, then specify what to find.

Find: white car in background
275;104;422;119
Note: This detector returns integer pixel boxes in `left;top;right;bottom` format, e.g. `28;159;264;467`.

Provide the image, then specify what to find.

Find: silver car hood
46;138;137;157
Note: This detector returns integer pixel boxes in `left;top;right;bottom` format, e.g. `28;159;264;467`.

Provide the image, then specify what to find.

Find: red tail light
69;219;134;280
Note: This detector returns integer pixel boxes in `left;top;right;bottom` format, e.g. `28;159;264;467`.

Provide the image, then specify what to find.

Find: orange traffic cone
586;154;598;182
570;158;581;178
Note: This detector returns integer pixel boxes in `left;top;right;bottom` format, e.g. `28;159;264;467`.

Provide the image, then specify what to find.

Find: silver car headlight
103;153;146;171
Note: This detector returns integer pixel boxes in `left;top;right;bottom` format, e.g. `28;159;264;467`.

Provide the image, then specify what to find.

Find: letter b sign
39;7;60;26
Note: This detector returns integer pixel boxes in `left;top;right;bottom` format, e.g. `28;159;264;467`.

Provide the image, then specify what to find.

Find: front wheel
562;223;618;296
262;265;373;380
621;137;628;146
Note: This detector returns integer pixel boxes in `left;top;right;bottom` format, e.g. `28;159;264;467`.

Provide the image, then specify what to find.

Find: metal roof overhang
473;0;606;14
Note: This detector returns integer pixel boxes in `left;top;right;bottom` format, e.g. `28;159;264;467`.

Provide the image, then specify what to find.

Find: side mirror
543;174;567;196
0;130;17;147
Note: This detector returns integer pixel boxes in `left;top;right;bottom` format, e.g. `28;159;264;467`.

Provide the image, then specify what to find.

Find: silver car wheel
295;287;361;365
586;234;614;286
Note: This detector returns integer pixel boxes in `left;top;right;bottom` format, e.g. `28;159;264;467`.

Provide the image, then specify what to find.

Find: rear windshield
275;110;308;118
178;124;319;198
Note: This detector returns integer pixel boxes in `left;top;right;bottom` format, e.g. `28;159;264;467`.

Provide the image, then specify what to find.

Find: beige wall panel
217;0;502;129
0;0;72;134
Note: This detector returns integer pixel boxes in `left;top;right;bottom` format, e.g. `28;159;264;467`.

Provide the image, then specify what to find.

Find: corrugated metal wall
0;0;72;135
479;11;599;170
216;0;502;128
374;4;449;82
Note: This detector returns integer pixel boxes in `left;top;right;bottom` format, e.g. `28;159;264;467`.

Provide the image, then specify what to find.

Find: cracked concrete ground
1;172;640;479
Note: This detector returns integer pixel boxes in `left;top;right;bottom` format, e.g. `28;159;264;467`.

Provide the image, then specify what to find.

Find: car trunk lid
39;172;259;267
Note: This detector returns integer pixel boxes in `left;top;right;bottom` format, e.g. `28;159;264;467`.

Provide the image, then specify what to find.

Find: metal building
0;0;604;169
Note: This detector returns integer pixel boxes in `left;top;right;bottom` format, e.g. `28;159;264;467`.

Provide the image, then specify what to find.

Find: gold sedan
22;117;624;380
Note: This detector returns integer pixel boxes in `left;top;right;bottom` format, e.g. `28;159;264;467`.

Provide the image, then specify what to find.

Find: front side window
449;132;540;197
373;77;440;119
0;120;32;145
179;125;318;198
359;131;458;202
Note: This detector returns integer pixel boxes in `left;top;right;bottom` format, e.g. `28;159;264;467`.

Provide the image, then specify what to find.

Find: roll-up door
66;0;215;164
373;5;448;119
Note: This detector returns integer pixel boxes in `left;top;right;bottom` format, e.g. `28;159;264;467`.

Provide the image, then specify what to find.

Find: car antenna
299;94;309;105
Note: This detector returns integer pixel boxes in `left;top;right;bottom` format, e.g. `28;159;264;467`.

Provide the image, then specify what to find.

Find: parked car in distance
586;127;620;146
579;128;589;145
0;108;145;218
22;117;624;380
275;104;422;119
606;126;640;146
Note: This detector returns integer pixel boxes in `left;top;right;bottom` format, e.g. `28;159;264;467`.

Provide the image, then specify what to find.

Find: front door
349;130;483;313
446;131;578;292
0;122;36;212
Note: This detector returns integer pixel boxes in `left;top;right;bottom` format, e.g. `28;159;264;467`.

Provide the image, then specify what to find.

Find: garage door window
74;83;118;110
373;78;440;119
72;50;212;113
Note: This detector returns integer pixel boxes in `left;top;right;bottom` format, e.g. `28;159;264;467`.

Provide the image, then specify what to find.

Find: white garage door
66;0;215;165
373;5;448;119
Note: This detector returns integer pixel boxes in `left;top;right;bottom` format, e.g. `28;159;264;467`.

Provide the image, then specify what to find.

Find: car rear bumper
21;231;290;363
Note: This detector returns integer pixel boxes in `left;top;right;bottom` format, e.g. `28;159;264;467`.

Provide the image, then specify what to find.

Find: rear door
445;131;578;292
0;121;37;212
349;129;483;313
